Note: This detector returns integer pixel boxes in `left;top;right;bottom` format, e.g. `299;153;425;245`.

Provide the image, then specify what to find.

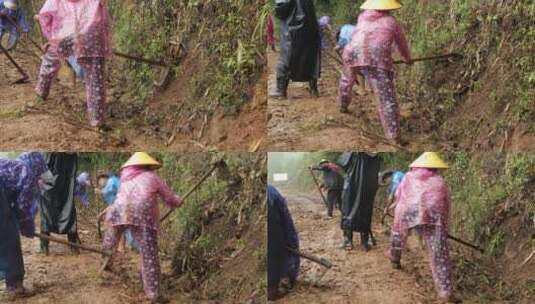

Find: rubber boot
309;78;319;97
68;232;80;255
268;286;287;301
339;230;353;250
326;198;333;217
270;77;288;99
361;231;370;251
39;234;50;256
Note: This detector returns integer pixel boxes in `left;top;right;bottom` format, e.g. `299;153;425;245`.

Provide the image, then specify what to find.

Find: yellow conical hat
122;152;161;169
361;0;402;10
409;152;449;169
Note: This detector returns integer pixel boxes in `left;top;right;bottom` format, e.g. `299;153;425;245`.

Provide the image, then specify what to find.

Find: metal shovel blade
308;265;331;286
153;66;171;88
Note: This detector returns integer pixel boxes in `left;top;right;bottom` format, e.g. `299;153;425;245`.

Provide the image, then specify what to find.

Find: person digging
100;152;184;303
267;185;300;301
389;152;461;303
337;0;412;146
33;0;112;131
0;152;50;301
310;159;345;217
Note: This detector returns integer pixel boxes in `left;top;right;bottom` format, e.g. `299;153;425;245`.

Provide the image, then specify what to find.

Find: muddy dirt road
277;190;453;304
0;42;264;151
0;44;160;151
266;48;444;151
0;213;192;304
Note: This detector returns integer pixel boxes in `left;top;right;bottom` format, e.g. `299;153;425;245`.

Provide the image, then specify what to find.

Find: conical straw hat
361;0;402;10
122;152;161;169
409;152;449;169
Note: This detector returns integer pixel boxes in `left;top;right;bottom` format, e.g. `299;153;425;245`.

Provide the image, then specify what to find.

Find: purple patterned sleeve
393;21;411;62
0;160;38;236
155;175;183;208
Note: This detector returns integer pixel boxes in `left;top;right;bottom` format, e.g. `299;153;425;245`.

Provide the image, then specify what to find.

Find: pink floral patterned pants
390;224;453;298
337;66;400;139
103;225;160;301
35;47;106;127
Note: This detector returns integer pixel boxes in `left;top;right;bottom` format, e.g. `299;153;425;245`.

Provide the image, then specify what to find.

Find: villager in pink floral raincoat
337;6;411;142
35;0;112;128
389;153;460;303
102;153;183;303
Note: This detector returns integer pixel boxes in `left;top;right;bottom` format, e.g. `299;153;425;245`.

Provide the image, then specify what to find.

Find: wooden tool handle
160;161;223;222
34;232;111;256
113;51;167;67
287;247;333;269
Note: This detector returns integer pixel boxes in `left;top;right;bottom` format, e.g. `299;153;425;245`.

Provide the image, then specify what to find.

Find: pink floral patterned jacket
343;10;411;72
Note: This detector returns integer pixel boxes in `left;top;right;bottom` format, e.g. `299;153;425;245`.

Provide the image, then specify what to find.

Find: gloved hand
19;218;36;238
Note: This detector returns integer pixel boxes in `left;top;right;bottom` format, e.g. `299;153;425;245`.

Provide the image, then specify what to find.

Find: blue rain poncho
267;185;300;288
336;24;355;49
0;152;48;283
101;174;120;206
389;171;405;195
0;0;29;49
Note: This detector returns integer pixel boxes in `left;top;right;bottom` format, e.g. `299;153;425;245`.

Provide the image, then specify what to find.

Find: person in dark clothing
310;159;345;217
0;152;48;300
267;185;300;301
39;152;80;255
271;0;321;98
338;152;381;251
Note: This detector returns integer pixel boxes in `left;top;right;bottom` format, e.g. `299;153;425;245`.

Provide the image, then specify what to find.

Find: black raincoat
39;153;78;236
274;0;321;82
339;153;381;233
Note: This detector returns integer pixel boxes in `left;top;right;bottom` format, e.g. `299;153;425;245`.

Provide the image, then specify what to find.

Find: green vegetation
24;1;266;134
268;152;341;191
269;151;534;301
108;0;266;114
269;151;534;254
78;152;266;300
313;0;535;143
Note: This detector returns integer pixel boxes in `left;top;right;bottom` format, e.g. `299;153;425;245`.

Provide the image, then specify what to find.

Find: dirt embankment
0;2;266;152
266;0;535;153
274;189;534;304
0;213;169;304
